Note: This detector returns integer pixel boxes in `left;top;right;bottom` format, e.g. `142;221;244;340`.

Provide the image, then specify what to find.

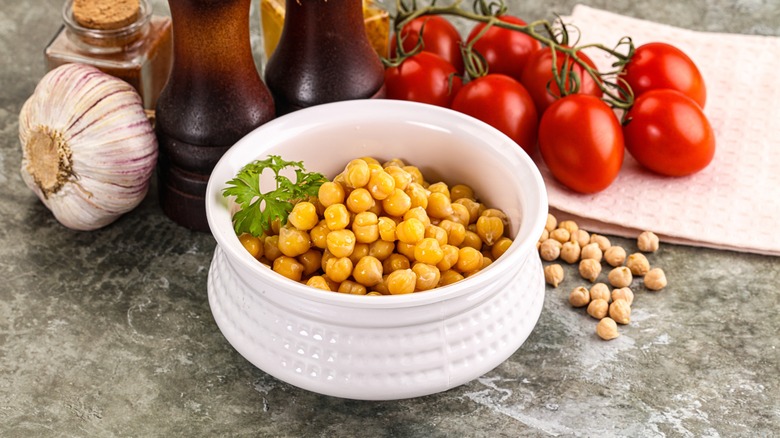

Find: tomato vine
388;0;638;110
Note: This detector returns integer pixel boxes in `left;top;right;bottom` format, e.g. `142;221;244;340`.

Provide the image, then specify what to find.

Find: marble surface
1;0;779;436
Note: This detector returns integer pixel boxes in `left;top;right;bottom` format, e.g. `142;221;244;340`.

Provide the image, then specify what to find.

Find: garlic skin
19;63;158;231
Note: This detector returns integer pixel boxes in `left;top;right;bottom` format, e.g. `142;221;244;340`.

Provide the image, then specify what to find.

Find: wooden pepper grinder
264;0;386;115
155;0;275;231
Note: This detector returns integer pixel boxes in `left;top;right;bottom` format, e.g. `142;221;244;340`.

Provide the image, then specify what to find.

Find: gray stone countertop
1;0;779;436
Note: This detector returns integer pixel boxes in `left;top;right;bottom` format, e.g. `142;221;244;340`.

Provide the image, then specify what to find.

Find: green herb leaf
222;155;328;237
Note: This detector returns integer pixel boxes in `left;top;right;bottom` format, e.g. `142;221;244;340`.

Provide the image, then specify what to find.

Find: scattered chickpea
604;245;627;267
545;214;557;232
570;229;590;248
539;239;562;261
626;252;650;276
558;220;579;235
607;266;633;288
596;317;620;340
539;228;549;243
609;299;631;324
589;234;611;251
544;264;565;287
579;258;602;282
560;241;581;264
580;242;603;262
550;228;571;244
589;283;611;302
568;286;590;307
644;268;667;291
587;298;609;319
611;287;634;306
637;230;660;253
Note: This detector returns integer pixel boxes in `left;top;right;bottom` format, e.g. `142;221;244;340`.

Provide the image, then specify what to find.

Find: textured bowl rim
205;100;548;309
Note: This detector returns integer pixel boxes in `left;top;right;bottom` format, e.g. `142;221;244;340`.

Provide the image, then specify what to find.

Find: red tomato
623;89;715;176
539;94;624;193
384;52;463;107
391;16;465;74
520;47;603;115
466;15;541;82
621;42;706;108
450;74;539;156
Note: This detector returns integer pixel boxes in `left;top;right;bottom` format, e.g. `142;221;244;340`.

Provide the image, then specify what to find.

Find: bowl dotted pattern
208;246;544;400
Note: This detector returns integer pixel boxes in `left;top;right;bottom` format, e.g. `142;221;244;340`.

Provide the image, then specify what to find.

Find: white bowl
205;100;548;400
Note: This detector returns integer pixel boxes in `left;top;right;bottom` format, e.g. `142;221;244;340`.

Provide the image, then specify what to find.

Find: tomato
520;47;603;115
466;15;541;82
539;94;624;193
623;89;715;176
390;16;465;74
450;74;538;156
384;52;463;107
621;42;706;108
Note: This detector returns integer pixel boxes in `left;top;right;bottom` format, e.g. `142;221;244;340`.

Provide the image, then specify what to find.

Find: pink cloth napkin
535;5;780;256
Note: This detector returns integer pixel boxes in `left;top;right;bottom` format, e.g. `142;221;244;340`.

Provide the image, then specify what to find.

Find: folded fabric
536;5;780;256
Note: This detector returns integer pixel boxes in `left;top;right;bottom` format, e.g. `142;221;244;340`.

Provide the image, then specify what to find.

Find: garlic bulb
19;63;158;231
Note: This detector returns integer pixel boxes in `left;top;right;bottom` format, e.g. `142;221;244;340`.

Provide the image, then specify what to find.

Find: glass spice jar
44;0;173;111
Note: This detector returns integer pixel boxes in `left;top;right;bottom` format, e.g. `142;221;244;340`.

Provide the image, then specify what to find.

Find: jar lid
72;0;140;31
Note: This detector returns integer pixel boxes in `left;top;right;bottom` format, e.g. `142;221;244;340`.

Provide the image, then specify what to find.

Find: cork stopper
72;0;141;30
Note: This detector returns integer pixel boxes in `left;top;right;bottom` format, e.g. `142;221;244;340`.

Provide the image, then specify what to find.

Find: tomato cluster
384;15;715;194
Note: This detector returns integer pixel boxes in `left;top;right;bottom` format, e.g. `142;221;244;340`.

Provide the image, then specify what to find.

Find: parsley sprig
222;155;327;237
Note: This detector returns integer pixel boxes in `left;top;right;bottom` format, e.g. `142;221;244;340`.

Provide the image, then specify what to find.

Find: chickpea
454;198;482;223
538;229;549;243
590;234;611;251
558;220;578;235
544;264;564;288
438;269;465;287
353;256;383;287
579;258;602;282
325;256;353;283
560;241;581;264
611;287;634;306
382;188;412;217
306;276;332;291
587;298;609;320
239;233;263;259
461;231;483;251
436;244;459;272
589;282;611;302
343;159;371;188
604;245;627;267
637;230;660;253
384;166;412;191
450;184;475;201
570;229;590;248
545;213;557;232
386;269;417;295
626;252;650;276
338;280;368;295
580;243;603;262
326;229;356;258
568;286;590;307
317;181;346;208
367;169;396;200
426;192;454;219
609;299;631;324
456;247;483;273
273;256;304;282
412;263;441;291
644;268;667;291
608;266;633;288
491;237;513;260
476;215;504;246
346;187;375;214
288;201;319;231
297;249;323;276
596;317;620;340
540;239;562;262
550;228;570;244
